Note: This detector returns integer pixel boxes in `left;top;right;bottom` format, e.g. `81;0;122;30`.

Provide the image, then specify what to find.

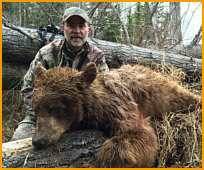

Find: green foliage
104;4;123;43
94;3;123;43
3;2;66;28
126;2;150;45
3;2;20;24
2;2;167;46
126;2;166;46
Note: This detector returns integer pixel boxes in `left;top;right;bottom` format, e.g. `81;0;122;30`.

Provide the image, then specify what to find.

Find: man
11;7;109;141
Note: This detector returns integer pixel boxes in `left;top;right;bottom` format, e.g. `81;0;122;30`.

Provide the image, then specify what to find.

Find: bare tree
88;2;103;19
169;2;182;45
92;3;109;39
110;3;131;46
37;2;53;24
19;3;26;27
190;25;202;46
146;3;160;47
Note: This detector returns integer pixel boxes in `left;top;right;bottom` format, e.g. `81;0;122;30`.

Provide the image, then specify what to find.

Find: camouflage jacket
21;39;109;118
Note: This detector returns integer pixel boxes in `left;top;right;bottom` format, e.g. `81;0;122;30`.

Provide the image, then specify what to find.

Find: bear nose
32;135;47;148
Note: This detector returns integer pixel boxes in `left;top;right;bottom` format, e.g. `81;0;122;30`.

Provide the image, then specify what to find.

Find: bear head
32;62;97;148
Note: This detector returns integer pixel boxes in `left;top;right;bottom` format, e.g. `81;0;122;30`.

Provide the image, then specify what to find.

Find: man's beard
65;33;87;48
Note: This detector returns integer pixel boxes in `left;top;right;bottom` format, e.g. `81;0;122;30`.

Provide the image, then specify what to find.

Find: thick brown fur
32;62;201;168
86;112;158;168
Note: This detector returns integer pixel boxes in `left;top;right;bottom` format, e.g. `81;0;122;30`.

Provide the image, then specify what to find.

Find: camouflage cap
62;7;90;23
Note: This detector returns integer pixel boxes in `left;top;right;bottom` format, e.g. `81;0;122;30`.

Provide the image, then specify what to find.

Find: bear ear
79;62;97;88
34;62;47;78
143;116;151;127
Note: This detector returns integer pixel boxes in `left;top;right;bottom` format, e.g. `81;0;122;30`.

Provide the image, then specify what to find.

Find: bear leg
86;130;158;168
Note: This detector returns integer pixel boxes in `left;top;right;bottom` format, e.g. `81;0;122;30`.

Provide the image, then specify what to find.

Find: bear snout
32;135;47;149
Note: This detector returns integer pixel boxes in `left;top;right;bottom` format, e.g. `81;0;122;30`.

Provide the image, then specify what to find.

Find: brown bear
86;112;158;168
31;62;201;168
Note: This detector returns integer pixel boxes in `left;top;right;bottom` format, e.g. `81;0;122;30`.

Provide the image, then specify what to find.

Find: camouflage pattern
21;39;109;117
11;116;36;141
63;7;90;23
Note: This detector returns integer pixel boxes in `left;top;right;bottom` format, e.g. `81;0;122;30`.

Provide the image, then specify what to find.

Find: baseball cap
62;7;91;23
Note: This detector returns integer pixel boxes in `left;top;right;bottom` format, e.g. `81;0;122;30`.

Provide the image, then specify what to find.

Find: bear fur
31;62;201;168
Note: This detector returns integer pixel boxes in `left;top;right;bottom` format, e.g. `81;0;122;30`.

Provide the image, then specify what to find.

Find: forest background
2;2;202;48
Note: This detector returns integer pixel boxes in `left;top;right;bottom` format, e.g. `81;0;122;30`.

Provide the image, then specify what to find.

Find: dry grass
2;90;26;143
154;107;202;168
152;63;202;168
2;63;202;168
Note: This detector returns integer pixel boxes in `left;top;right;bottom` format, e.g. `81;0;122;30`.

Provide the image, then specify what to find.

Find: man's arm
21;51;44;117
87;43;109;73
95;54;109;73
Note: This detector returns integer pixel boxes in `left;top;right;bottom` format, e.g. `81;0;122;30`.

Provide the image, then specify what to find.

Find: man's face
62;15;90;51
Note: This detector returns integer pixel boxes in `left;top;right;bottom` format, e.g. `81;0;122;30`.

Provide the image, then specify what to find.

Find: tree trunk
110;3;131;45
165;44;202;59
2;130;107;168
2;62;28;89
169;2;182;45
2;24;41;63
150;2;160;47
2;24;202;90
93;38;202;74
88;2;103;19
190;25;202;46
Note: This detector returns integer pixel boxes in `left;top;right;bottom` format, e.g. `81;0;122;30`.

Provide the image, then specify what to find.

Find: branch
93;3;109;38
36;2;53;24
88;2;103;19
190;25;202;46
4;23;35;40
149;2;159;21
182;3;202;40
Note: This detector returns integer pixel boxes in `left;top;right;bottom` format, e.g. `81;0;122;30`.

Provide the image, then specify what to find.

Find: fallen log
164;44;202;59
2;130;107;168
2;137;33;158
2;62;29;89
2;24;202;90
90;38;202;74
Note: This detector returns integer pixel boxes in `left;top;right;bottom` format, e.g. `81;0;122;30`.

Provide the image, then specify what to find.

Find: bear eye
50;106;61;115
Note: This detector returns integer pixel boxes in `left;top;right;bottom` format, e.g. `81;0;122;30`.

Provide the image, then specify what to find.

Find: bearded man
11;7;109;141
